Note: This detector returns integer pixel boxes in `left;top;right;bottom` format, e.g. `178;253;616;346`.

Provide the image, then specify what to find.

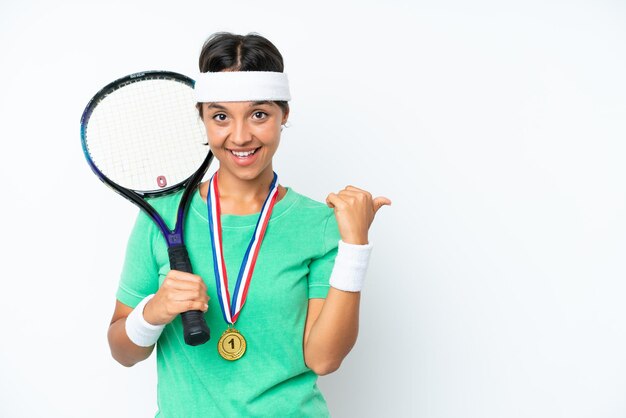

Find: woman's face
201;101;288;182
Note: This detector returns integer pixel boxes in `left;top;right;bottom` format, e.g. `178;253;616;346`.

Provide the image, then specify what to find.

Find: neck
202;166;278;215
218;166;275;199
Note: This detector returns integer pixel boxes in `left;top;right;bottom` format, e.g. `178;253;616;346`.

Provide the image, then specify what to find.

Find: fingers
167;270;206;284
373;196;392;214
164;276;207;292
327;185;391;210
326;189;368;209
164;289;209;304
168;299;209;314
163;273;209;306
344;185;367;193
325;192;341;209
147;271;211;324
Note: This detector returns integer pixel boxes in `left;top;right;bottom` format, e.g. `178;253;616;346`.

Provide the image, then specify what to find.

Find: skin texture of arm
303;291;360;376
108;300;155;367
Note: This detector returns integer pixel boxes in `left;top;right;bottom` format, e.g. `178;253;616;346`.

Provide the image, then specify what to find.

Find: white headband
194;71;291;102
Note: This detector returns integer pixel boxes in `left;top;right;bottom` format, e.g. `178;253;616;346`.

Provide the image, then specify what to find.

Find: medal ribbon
207;171;279;325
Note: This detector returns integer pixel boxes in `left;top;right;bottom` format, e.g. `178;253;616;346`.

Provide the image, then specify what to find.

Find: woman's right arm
108;270;209;367
108;300;155;367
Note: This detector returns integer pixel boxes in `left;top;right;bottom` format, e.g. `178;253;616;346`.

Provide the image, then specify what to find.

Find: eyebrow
205;101;273;110
250;101;272;107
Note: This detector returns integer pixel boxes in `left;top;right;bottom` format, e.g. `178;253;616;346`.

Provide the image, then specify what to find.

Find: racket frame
80;71;212;345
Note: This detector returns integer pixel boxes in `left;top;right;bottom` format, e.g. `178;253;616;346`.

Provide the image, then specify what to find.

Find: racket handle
180;310;211;346
168;245;211;346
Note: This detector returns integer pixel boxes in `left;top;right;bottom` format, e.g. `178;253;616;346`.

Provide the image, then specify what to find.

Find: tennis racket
80;70;212;346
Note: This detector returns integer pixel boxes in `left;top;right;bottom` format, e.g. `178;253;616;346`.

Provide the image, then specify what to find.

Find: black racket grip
168;245;211;346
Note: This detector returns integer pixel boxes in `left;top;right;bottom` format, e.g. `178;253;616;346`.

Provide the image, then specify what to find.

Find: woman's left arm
303;186;391;375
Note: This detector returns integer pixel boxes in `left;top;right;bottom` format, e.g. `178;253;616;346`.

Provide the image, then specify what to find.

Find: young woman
107;32;390;417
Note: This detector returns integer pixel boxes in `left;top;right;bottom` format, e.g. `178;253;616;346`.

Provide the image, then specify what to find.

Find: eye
252;111;268;120
212;113;227;122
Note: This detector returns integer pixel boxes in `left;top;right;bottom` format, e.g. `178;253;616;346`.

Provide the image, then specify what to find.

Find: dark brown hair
196;32;289;118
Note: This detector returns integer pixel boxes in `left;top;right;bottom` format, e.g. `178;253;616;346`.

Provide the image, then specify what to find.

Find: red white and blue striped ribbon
207;171;279;325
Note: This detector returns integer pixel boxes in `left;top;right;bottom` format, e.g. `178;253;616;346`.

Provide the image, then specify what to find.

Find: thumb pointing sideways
373;196;392;215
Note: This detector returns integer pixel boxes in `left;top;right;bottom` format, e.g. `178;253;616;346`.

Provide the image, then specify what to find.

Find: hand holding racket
144;269;210;326
81;71;212;346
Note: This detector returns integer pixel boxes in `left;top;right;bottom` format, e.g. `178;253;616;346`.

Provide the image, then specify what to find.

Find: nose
230;119;253;146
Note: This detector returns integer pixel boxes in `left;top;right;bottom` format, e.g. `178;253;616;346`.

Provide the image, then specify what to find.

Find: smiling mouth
228;147;261;157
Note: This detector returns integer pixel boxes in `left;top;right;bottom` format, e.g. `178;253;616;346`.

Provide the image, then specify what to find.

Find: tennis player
107;31;391;417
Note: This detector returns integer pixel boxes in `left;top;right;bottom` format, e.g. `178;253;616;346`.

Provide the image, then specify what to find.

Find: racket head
80;70;209;198
81;71;213;346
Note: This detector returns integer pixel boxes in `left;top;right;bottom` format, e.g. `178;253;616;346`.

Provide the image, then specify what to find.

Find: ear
282;106;290;125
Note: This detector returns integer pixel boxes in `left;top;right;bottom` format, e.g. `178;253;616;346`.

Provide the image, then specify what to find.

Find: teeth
231;148;257;157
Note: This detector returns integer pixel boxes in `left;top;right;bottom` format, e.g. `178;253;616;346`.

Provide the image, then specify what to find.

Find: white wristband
329;240;373;292
125;294;165;347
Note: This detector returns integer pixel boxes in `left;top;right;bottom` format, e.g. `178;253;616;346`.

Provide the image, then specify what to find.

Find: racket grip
168;245;211;346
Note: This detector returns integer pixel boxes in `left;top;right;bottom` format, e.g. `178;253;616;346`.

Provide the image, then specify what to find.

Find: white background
1;1;625;417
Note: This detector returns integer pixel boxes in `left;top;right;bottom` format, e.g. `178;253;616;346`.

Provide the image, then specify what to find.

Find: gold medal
217;327;247;361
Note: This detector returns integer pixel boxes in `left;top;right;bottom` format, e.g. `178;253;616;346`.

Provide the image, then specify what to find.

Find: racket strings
85;78;208;193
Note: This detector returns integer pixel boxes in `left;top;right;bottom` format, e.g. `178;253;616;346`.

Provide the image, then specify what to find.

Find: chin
234;171;260;181
224;166;267;181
